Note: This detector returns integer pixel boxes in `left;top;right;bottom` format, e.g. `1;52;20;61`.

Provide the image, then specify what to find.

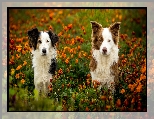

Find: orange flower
112;18;115;23
141;66;146;74
106;105;111;110
16;45;22;52
116;99;121;107
77;45;81;50
11;56;15;60
67;24;72;29
128;84;135;91
140;74;146;80
22;50;26;55
16;65;22;70
81;26;85;31
131;98;135;104
78;52;82;58
23;61;27;66
69;48;74;53
49;87;52;92
85;107;89;111
21;79;25;84
16;38;23;43
120;89;125;94
16;54;20;59
57;18;61;23
65;58;69;64
119;15;122;21
24;41;29;48
71;38;75;45
62;53;66;59
75;59;78;64
58;32;63;37
49;25;53;30
67;34;71;38
49;12;54;19
58;10;63;14
136;83;143;92
15;73;20;79
58;68;63;74
64;26;68;31
87;73;91;78
64;46;70;52
100;95;106;101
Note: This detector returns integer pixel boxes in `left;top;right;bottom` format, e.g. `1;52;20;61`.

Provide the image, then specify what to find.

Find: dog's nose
102;47;107;53
42;48;46;54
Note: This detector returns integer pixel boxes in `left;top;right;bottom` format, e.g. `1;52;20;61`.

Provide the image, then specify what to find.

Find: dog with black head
28;28;59;98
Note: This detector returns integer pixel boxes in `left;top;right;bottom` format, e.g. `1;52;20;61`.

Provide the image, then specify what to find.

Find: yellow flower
83;52;87;57
23;61;27;66
11;69;15;75
16;65;22;70
21;79;25;84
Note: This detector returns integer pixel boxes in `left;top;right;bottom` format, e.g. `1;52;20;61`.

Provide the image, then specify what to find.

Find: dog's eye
47;40;49;42
38;40;42;43
108;40;111;42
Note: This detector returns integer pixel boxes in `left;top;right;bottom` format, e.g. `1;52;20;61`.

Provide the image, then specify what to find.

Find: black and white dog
28;28;59;97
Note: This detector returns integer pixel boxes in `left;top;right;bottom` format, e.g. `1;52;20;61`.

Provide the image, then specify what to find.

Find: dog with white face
28;28;59;98
89;21;121;94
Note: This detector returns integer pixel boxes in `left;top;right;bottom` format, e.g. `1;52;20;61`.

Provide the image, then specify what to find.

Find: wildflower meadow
8;8;147;111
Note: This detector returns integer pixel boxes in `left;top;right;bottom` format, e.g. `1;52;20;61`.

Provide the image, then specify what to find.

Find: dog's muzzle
42;48;46;55
102;47;107;55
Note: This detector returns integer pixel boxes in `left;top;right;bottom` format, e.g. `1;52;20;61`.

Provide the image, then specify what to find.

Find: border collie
89;21;121;94
28;28;59;98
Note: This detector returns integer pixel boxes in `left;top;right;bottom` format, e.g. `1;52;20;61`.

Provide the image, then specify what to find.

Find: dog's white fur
91;48;119;86
28;28;58;98
90;21;120;92
32;32;57;96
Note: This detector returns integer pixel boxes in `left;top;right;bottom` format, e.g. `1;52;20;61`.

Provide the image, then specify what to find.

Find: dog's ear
109;22;121;45
28;28;39;37
48;30;59;47
27;28;40;50
109;22;121;33
90;21;102;34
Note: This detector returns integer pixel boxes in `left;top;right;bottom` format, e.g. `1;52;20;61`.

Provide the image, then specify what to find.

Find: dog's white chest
91;49;118;85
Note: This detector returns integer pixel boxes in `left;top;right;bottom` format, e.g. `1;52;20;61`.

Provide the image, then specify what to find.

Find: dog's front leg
34;82;43;100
